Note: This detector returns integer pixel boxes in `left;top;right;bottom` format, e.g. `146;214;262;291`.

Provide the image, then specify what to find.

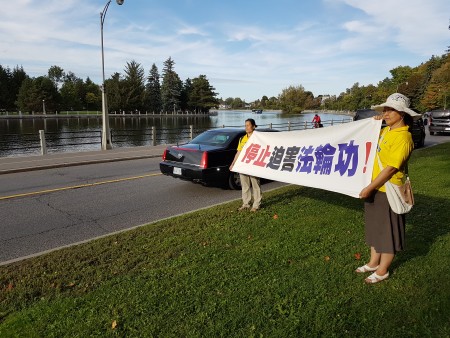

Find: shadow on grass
263;184;362;211
392;192;450;269
263;184;449;272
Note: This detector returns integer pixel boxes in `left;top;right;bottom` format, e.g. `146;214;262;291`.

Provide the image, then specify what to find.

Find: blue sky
1;0;449;101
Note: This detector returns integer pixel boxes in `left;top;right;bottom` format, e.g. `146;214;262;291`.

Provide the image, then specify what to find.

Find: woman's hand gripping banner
232;118;382;198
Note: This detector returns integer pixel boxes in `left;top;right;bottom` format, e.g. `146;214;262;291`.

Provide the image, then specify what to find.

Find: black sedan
160;128;278;189
160;128;246;189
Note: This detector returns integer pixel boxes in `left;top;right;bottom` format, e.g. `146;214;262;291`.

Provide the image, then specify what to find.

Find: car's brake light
200;151;208;169
162;149;167;161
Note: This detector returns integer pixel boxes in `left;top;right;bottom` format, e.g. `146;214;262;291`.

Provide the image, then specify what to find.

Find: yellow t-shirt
237;134;250;151
372;126;413;192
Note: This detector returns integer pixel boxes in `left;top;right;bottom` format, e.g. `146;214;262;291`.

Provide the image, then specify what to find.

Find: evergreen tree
188;75;218;113
0;65;10;110
105;72;123;113
181;78;192;111
16;76;58;113
161;57;182;113
122;60;145;112
145;63;162;113
0;65;28;111
10;66;28;109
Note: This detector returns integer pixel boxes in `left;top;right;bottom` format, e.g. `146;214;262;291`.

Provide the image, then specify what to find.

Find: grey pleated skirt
364;190;406;254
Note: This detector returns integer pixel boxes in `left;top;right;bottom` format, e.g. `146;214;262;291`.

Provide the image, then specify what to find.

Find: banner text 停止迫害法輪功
232;118;382;198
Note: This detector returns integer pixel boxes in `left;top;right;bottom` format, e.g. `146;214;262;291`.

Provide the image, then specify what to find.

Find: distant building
321;95;331;105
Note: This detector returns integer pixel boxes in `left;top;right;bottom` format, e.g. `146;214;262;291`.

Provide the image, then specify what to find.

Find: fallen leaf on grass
6;283;14;291
324;256;331;261
354;252;361;260
112;320;118;329
273;214;279;220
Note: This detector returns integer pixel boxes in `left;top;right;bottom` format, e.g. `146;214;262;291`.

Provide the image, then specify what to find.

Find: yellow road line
0;172;162;201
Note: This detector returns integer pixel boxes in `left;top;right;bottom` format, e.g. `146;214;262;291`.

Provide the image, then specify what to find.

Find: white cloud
338;0;449;55
1;0;448;101
176;24;209;37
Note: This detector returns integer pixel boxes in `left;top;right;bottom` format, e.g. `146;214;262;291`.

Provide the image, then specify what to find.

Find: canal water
0;110;352;157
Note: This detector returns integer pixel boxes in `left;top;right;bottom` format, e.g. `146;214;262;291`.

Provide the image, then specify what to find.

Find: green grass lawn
1;143;449;337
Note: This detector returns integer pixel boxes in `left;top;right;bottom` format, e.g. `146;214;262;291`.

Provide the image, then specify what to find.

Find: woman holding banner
357;93;419;284
230;118;261;212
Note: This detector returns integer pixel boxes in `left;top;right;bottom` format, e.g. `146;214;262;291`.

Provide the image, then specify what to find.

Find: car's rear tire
416;134;425;148
228;172;241;190
419;134;425;148
430;131;435;135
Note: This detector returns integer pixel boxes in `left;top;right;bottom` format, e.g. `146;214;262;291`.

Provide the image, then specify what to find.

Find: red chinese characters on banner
241;143;271;167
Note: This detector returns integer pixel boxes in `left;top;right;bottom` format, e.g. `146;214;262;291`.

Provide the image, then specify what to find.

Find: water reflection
0;111;352;157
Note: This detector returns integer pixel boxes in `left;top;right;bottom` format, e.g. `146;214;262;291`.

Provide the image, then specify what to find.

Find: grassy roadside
1;143;449;337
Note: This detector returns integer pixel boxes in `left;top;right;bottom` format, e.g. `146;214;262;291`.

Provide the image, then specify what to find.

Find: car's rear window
354;109;378;120
431;112;450;119
190;131;238;146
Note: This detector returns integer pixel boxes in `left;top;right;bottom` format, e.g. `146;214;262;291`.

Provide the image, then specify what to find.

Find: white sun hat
371;93;420;117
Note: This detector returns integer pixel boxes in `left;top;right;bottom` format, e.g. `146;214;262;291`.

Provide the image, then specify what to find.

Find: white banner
232;118;382;198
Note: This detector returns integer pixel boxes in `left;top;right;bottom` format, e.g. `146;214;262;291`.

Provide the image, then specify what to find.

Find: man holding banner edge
230;118;262;212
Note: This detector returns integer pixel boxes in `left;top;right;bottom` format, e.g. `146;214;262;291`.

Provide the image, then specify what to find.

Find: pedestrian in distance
357;93;420;284
230;118;262;212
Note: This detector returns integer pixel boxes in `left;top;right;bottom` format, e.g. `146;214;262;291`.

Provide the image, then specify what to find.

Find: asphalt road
0;157;286;264
1;128;448;265
421;128;450;148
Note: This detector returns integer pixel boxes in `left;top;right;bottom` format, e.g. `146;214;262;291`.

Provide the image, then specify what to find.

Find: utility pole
100;0;125;150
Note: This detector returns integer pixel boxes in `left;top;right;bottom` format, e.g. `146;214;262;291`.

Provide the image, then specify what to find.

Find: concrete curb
0;154;161;175
0;144;169;175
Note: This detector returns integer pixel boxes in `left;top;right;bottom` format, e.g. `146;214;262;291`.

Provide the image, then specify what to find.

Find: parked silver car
429;109;450;135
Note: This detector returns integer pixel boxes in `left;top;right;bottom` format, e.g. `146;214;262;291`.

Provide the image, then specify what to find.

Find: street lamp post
42;99;46;115
100;0;124;150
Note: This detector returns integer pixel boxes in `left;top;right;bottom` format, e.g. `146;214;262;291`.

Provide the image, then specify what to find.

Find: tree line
224;53;449;113
0;57;218;114
319;53;450;113
1;53;448;114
